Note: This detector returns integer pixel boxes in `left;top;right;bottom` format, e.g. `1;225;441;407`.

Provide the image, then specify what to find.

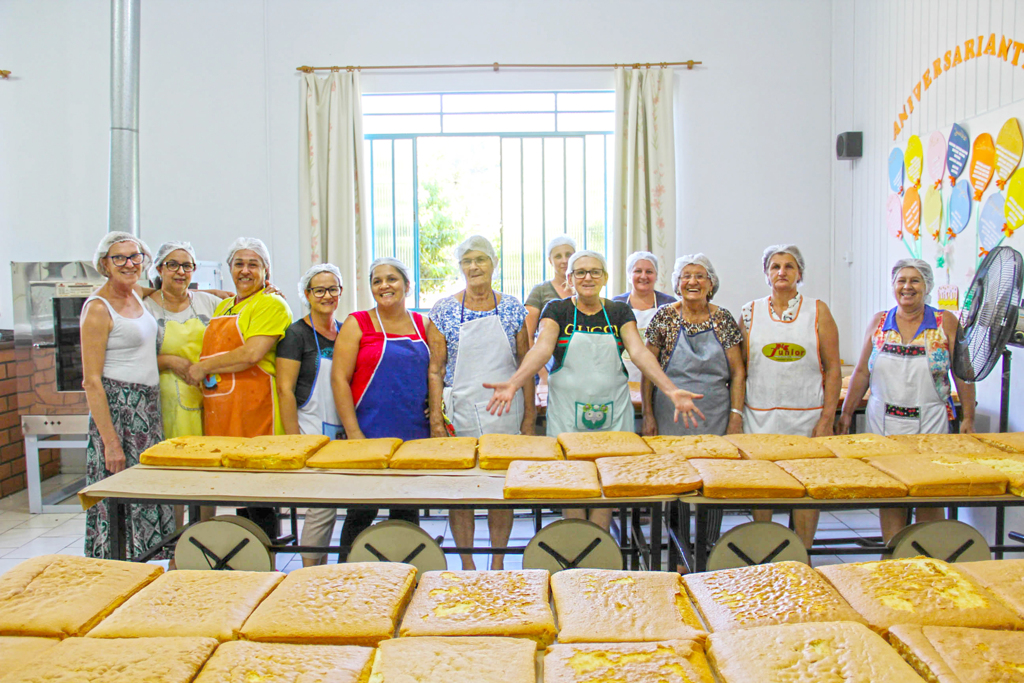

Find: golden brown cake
776;457;909;499
955;559;1024;620
888;624;1024;683
139;435;245;467
682;561;866;632
305;438;402;469
477;433;563;470
221;434;329;469
886;433;1009;457
0;637;59;678
643;434;742;459
863;453;1009;496
389;437;477;469
398;570;556;646
240;562;416;646
86;569;284;641
595;453;703;497
0;636;218;683
953;453;1024;496
706;621;925;683
817;557;1024;635
192;641;375;683
689;459;805;499
558;431;653;460
368;636;536;683
814;433;914;458
551;569;705;643
971;432;1024;454
723;433;835;461
503;460;602;499
0;554;163;638
543;640;715;683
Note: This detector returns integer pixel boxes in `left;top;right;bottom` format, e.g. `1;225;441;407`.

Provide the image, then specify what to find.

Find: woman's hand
186;361;207;387
959;416;975;434
165;356;192;383
812;415;835;438
726;411;743;435
346;428;366;440
264;282;285;298
641;414;658;437
836;413;853;436
484;381;518;415
669;390;705;429
104;439;127;474
430;423;448;439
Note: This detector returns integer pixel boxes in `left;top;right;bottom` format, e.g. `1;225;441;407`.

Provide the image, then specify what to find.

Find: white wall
1;0;833;332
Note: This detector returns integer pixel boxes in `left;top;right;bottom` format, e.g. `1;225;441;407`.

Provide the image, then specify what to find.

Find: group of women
81;229;976;563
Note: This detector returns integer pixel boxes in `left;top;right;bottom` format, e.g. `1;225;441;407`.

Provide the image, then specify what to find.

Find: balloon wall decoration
927;130;946;189
1004;168;1024;240
946;123;970;186
995;118;1023;189
905;135;924;190
886;193;904;239
888;148;905;195
948;180;972;237
977;192;1004;258
902;185;921;241
923;187;943;242
968;132;996;200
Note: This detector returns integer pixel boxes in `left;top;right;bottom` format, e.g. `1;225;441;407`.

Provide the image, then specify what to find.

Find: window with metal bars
364;91;614;310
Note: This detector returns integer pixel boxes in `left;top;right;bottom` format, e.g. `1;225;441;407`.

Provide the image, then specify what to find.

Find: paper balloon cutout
969;133;996;200
978;192;1005;256
923;187;943;241
902;186;921;239
1004;168;1024;239
927;131;946;188
947;123;970;185
948;180;972;236
905;135;924;189
995;118;1023;189
888;148;905;195
886;193;903;238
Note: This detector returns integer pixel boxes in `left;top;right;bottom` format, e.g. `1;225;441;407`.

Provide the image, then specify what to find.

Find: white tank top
84;292;160;386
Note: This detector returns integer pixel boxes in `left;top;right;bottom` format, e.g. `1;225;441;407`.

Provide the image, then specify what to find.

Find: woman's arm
157;354;191;382
80;301;125;473
426;322;449;438
621;321;705;428
331;316;365;439
524;306;541;342
641;341;661;436
186;335;278;384
724;344;746;435
515;324;537;435
485;318;560;414
275;357;302;435
943;312;977;433
815;301;843;437
837;313;882;434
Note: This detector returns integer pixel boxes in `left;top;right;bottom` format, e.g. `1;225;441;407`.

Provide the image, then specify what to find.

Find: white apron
743;296;823;436
297;316;345;439
623;303;658;383
443;295;523;437
546;300;634;437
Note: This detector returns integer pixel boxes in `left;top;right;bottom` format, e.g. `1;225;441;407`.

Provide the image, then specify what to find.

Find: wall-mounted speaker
836;131;862;160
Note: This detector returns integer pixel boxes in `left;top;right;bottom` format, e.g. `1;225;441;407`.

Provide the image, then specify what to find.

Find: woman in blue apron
332;257;433;558
485;250;705;528
276;263;345;566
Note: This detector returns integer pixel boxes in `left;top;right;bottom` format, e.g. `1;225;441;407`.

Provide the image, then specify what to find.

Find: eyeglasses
162;261;196;273
107;253;145;267
308;286;341;298
460;256;491;268
679;273;708;282
572;268;605;279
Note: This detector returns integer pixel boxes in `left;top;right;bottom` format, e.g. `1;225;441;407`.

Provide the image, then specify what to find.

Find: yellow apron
159;316;207;438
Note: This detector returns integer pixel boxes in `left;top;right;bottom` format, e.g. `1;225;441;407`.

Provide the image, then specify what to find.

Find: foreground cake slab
888;624;1024;683
0;555;163;638
723;433;834;460
87;569;284;641
551;569;705;643
558;430;653;460
776;457;908;498
139;436;245;467
642;434;741;459
706;621;925;683
817;557;1024;634
814;433;912;458
971;432;1024;454
477;433;563;469
503;459;602;499
955;452;1024;496
192;641;375;683
596;453;703;497
690;459;805;498
241;562;416;646
389;436;477;469
0;636;59;678
369;636;536;683
955;558;1024;619
221;434;329;469
863;453;1008;496
398;569;556;646
305;438;402;469
683;561;865;632
544;639;715;683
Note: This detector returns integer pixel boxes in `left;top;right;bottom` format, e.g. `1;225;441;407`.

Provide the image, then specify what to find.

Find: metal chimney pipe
108;0;140;237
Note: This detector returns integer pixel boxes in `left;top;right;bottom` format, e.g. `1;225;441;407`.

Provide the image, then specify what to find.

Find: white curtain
611;67;676;295
299;71;371;317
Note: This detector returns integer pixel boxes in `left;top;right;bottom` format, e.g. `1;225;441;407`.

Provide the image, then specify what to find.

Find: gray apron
653;325;730;436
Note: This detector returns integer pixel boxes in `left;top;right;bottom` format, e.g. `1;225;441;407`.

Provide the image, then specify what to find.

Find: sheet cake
305;438;402;469
971;432;1024;454
863;453;1008;496
953;453;1024;496
558;430;653;460
817;557;1024;634
776;457;908;498
955;559;1024;620
683;561;865;632
690;459;805;498
477;433;563;470
389;437;477;469
220;434;329;469
814;433;913;458
544;640;715;683
398;569;556;646
888;624;1024;683
723;433;834;460
642;434;741;459
886;433;1008;457
706;621;926;683
139;435;245;467
551;569;705;643
192;641;375;683
240;562;416;646
596;453;703;497
503;460;601;499
0;554;163;638
87;569;284;641
368;636;536;683
0;637;59;678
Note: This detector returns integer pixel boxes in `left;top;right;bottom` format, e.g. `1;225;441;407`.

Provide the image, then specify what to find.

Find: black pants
237;506;279;541
338;508;420;561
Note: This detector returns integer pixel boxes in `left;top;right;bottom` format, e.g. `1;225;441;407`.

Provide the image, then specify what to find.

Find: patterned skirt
84;377;176;560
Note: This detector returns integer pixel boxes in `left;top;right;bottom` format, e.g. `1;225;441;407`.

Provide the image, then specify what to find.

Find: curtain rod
296;60;701;73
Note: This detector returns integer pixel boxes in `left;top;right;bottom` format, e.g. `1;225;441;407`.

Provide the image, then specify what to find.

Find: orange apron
200;313;276;437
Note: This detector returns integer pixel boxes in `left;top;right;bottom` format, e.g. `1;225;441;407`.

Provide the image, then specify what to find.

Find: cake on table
139;435;245;467
220;434;329;469
304;437;402;469
503;460;602;499
477;433;563;469
950;452;1024;496
814;432;912;458
776;457;908;499
689;459;805;498
723;433;834;461
955;559;1024;619
388;436;477;469
863;453;1008;496
557;431;653;460
543;639;715;683
887;624;1024;683
642;434;741;459
192;641;375;683
0;636;59;679
595;453;703;497
369;636;537;683
886;433;1008;457
970;432;1024;454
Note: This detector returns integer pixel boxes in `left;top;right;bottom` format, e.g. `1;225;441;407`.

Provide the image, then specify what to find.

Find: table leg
996;506;1006;560
25;435;42;515
110;499;127;561
695;505;709;573
630;507;642;570
650;503;663;571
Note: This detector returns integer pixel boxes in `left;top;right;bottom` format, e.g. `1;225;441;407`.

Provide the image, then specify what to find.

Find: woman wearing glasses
82;232;175;559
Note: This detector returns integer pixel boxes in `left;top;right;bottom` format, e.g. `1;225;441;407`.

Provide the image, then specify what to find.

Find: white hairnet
567;249;608;274
891;258;935;297
226;237;272;276
148;241;197;281
369;257;412;294
625;251;659;292
761;244;806;286
298;263;344;309
454;234;497;266
672;253;721;299
546;234;577;258
93;231;152;277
